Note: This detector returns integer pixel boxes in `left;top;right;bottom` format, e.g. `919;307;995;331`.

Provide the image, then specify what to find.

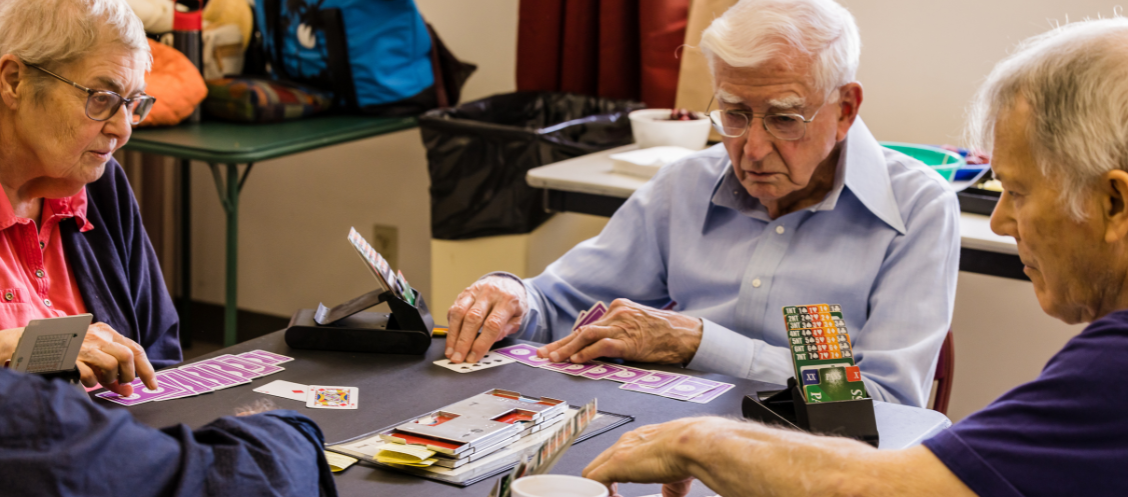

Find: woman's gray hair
968;17;1128;220
699;0;861;97
0;0;150;71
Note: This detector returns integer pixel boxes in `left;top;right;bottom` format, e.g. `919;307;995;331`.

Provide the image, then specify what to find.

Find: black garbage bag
420;92;644;240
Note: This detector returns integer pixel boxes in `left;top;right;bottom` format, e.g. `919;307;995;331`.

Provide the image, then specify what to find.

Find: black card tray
742;377;879;447
285;289;434;355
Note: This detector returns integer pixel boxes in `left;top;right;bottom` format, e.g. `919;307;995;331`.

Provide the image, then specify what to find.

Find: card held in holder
783;304;868;403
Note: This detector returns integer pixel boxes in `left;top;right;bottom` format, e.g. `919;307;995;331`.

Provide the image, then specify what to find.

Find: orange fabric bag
137;39;207;127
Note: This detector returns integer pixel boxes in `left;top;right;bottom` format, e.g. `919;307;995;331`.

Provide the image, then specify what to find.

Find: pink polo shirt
0;187;92;330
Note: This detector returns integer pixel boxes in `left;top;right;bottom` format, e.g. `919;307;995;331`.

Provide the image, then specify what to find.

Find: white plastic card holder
10;314;92;373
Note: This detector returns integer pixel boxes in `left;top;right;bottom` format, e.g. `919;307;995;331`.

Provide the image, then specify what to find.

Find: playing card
687;382;735;404
195;358;262;381
574;302;608;329
254;379;309;402
432;352;515;373
215;355;285;376
572;310;589;331
151;371;209;401
96;378;189;406
493;344;553;367
632;371;683;389
538;361;579;372
619;382;666;396
178;363;250;390
552;362;602;376
307;385;358;409
658;378;720;400
159;369;214;395
237;350;295;365
604;365;651;383
579;363;627;380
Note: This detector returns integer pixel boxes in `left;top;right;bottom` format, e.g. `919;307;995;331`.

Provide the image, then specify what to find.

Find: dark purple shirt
924;308;1128;496
59;158;181;368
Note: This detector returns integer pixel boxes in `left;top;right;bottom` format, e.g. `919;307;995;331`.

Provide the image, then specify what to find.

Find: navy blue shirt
0;368;338;496
924;308;1128;496
60;158;181;368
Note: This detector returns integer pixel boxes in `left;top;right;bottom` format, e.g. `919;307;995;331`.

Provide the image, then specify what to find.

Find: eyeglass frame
705;92;835;141
24;62;156;125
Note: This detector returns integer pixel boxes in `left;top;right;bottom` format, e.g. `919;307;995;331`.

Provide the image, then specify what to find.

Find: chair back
931;329;955;414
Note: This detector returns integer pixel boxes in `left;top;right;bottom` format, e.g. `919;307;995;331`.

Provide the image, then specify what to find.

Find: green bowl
879;142;965;181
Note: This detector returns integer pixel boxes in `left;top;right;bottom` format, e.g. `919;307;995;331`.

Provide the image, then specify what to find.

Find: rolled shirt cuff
686;318;794;386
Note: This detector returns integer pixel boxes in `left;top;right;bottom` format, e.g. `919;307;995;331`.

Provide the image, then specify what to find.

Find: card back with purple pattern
687;382;735;403
215;355;285;376
194;359;262;381
493;344;553;367
604;365;651;383
178;363;249;389
96;378;189;406
237;350;294;365
659;378;719;400
632;371;683;388
553;362;602;376
580;363;627;380
159;369;214;395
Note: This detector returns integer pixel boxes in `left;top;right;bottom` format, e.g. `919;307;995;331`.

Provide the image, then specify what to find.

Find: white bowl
628;108;711;150
510;474;610;497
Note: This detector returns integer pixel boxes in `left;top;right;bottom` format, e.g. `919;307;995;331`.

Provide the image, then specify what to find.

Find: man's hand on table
537;299;703;365
584;417;709;497
445;275;529;364
77;323;157;396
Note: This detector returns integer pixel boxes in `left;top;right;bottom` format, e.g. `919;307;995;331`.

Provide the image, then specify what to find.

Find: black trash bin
420;92;644;240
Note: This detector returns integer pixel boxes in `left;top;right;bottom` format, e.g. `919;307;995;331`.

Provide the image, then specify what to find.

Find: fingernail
451;352;463;363
467;353;477;364
550;352;560;362
445;347;453;357
570;354;580;362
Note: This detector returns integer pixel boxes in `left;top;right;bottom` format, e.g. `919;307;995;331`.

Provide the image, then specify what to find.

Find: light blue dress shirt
514;119;960;407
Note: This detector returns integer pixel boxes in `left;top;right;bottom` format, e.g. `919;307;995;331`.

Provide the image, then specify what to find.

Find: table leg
208;162;254;347
179;159;192;349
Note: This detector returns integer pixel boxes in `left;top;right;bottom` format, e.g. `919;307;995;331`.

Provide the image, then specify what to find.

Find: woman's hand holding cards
445;275;529;364
538;299;703;365
77;322;157;396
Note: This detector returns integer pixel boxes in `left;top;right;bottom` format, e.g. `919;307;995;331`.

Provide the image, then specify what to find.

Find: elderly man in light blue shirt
443;0;959;407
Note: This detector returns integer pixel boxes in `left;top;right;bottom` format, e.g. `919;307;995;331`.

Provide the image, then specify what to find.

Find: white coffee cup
510;474;610;497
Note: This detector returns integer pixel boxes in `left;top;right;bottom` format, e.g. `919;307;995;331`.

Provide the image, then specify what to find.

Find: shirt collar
0;186;94;233
708;117;906;234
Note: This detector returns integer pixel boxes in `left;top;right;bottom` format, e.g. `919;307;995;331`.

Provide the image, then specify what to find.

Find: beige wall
182;0;1117;420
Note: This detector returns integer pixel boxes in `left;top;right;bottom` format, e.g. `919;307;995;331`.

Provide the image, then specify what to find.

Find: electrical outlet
372;225;399;270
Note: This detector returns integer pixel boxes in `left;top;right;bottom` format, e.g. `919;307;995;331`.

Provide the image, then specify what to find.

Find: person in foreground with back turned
582;17;1128;497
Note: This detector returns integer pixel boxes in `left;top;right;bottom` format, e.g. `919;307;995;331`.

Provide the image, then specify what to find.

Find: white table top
527;145;1018;256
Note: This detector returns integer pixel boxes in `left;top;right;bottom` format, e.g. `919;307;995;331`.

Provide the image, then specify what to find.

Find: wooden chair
930;330;955;414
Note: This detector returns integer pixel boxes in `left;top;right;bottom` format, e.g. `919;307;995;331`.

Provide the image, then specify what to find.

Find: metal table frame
124;115;417;346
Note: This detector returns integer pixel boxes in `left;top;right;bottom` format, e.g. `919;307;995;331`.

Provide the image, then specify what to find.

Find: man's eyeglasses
706;96;824;141
25;63;155;126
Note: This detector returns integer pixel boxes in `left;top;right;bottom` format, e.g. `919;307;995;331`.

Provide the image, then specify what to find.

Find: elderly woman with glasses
0;0;176;396
442;0;961;408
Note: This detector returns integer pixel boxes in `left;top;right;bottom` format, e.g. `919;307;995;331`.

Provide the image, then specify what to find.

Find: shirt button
38;241;44;249
775;226;785;234
35;269;44;278
752;278;762;288
3;293;12;301
43;299;52;307
733;190;739;196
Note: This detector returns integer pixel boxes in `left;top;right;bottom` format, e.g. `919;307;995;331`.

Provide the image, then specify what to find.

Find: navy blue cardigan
59;159;182;368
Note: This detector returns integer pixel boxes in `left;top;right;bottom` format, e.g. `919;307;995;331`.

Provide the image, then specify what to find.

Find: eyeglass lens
85;91;154;125
708;110;807;141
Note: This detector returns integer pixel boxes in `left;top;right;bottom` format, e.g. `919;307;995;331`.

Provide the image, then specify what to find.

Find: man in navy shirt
578;15;1128;497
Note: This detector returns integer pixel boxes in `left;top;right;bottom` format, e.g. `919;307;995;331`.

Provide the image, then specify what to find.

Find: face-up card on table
307;385;358;409
96;377;190;406
782;304;867;403
237;350;294;365
432;352;515;373
493;344;553;367
254;379;310;402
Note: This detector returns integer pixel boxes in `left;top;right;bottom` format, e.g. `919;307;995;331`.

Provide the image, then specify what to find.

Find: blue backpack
254;0;469;115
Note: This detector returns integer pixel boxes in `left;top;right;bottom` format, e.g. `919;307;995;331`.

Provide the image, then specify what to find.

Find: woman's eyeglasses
25;63;155;126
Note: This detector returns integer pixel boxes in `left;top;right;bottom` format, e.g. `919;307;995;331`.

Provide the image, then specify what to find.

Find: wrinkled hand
584;418;705;494
77;322;156;396
445;275;529;364
538;299;703;364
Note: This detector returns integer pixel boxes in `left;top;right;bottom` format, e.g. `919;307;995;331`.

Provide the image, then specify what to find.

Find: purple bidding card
605;365;652;383
580;363;627;380
493;344;553;367
195;359;261;381
96;378;189;406
159;369;214;395
574;302;608;330
554;362;602;376
216;355;285;376
150;371;205;402
633;371;683;388
619;382;667;395
178;364;249;390
237;350;294;365
659;378;719;400
687;383;735;404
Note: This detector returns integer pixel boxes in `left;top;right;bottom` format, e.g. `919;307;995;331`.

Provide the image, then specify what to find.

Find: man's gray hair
968;17;1128;220
699;0;861;97
0;0;150;72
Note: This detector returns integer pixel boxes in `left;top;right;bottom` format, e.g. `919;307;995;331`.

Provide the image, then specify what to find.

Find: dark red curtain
516;0;689;109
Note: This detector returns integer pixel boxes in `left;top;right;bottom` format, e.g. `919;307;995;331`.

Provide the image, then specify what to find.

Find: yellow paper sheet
377;443;436;461
324;451;358;472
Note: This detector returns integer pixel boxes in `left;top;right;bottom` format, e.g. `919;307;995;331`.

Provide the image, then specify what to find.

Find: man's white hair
699;0;861;97
0;0;151;72
968;17;1128;220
